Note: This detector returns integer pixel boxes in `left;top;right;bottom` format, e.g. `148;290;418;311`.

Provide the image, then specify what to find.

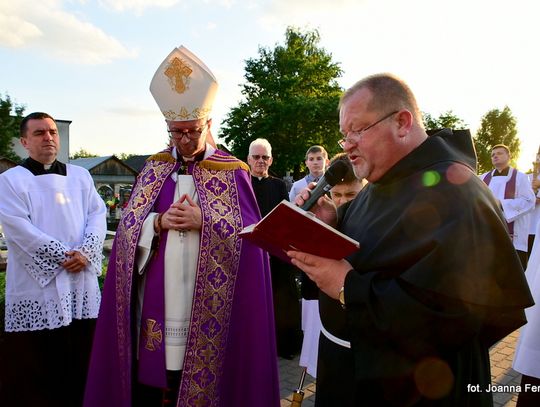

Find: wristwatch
338;286;346;309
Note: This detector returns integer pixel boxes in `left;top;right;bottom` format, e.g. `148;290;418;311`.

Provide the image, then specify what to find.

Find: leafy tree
220;27;343;178
474;106;520;174
117;152;135;161
70;148;98;159
423;110;467;131
0;93;25;161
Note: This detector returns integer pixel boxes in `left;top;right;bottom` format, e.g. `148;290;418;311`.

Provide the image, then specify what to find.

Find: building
70;155;138;227
0;157;17;174
123;155;151;173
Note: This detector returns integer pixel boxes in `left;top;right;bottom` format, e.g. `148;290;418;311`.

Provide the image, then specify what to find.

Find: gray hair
249;138;272;156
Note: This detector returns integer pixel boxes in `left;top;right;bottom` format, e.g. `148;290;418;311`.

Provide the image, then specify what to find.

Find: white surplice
513;220;540;378
481;168;535;252
0;164;106;332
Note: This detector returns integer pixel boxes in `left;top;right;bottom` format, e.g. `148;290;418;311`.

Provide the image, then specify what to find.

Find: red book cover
239;200;360;264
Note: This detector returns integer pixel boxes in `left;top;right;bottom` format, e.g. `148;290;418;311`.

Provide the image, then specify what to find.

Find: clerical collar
20;157;67;176
251;175;268;181
176;149;206;175
494;167;510;176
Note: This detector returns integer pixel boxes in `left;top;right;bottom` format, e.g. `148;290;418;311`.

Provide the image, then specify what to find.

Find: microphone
300;160;349;211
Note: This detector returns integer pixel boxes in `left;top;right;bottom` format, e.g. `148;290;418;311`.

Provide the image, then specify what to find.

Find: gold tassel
199;160;249;172
146;151;249;172
147;152;175;163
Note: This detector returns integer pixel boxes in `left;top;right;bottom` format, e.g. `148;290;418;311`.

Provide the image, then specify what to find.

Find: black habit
316;129;533;406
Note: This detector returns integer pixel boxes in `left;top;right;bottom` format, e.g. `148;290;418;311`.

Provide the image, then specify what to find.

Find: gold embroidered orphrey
164;57;193;94
142;318;163;351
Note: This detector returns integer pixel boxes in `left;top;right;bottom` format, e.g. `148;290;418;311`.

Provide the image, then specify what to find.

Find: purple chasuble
83;149;280;407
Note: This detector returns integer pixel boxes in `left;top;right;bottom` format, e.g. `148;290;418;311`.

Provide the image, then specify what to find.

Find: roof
70;156;114;170
123;155;151;173
70;155;138;176
0;157;18;174
0;157;17;165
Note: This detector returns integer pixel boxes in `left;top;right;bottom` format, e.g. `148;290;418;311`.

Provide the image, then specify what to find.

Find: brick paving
490;330;521;407
279;329;523;406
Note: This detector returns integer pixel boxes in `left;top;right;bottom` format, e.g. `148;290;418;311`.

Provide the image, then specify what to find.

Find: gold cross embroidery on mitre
164;57;193;94
142;318;163;351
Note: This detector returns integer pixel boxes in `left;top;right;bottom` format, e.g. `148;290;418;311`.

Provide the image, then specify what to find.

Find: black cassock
315;129;533;406
251;175;302;358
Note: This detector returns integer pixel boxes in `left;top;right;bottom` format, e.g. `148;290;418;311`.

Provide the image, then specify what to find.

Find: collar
172;144;213;175
172;144;215;162
20;157;67;176
493;167;510;176
305;173;320;184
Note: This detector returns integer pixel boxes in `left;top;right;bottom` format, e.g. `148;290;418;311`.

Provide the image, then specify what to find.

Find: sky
1;0;539;171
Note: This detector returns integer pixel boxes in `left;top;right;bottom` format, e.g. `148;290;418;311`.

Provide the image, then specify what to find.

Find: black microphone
300;160;349;211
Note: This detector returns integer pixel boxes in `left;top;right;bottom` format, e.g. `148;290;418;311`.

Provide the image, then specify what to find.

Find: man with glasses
84;47;280;407
247;138;302;360
289;73;533;406
248;138;288;217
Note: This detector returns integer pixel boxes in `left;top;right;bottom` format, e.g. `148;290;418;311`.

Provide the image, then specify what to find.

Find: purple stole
137;163;179;387
483;167;518;236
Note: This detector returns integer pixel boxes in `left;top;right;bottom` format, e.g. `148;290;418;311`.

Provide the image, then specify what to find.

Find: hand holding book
239;200;359;264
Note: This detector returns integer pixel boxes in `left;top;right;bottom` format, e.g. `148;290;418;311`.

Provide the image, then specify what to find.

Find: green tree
422;110;467;131
117;152;135;161
220;27;343;178
70;148;98;159
474;106;520;174
0;93;25;162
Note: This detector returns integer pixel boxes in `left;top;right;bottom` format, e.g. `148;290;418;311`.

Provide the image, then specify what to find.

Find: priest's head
20;112;59;165
248;138;273;178
150;46;218;158
338;73;427;183
490;144;511;172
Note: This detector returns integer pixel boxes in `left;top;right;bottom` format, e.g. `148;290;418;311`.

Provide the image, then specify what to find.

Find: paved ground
278;329;522;407
490;330;521;407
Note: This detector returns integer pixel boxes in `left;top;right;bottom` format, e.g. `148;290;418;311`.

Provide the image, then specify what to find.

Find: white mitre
150;46;218;121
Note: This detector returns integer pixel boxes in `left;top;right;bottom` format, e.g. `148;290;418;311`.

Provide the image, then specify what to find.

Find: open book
239;200;360;264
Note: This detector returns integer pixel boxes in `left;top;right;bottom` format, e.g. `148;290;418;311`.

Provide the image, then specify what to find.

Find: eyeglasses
251;155;271;161
167;124;208;140
338;110;398;149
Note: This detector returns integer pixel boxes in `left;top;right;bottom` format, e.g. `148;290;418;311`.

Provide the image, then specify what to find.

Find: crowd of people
0;46;539;407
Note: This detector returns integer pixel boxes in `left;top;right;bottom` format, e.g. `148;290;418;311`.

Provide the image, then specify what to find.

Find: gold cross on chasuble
142;318;163;351
199;345;217;364
211;243;229;263
207;293;224;314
